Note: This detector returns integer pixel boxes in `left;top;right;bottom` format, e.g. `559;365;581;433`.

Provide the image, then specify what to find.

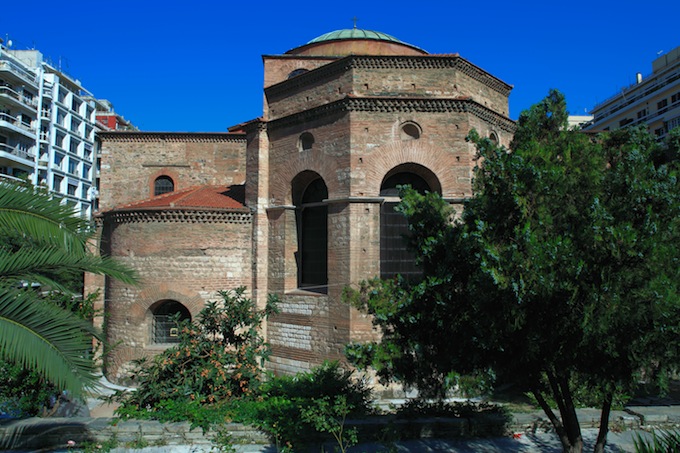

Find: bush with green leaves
110;287;278;431
233;361;374;452
394;399;506;420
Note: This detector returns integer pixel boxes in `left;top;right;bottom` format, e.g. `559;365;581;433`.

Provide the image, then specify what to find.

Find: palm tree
0;181;136;396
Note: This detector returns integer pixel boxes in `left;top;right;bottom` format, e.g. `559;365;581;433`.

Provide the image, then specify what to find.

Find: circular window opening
401;122;421;140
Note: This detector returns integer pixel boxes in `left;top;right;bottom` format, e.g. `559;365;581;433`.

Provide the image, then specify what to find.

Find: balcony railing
0;86;38;109
0;112;35;133
0;59;37;86
0;142;33;160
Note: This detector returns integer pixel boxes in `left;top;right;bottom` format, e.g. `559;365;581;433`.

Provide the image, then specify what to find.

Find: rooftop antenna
352;16;358;29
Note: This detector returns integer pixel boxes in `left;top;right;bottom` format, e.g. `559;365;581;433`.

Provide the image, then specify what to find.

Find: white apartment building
0;40;98;218
586;45;680;139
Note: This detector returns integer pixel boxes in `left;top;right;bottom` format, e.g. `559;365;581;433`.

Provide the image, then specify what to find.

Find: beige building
586;45;680;138
91;28;515;383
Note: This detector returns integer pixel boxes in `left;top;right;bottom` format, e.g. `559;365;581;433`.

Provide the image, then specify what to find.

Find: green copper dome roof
307;28;406;45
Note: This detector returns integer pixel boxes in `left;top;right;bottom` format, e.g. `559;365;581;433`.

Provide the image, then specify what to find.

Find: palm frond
0;286;101;395
0;182;91;250
0;247;138;286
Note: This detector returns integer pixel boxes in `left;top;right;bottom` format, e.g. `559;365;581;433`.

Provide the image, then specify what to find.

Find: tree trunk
538;372;584;453
558;374;583;450
593;393;612;453
533;389;583;452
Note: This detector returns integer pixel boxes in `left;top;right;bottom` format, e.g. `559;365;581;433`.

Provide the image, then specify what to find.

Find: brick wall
102;211;252;384
98;133;246;212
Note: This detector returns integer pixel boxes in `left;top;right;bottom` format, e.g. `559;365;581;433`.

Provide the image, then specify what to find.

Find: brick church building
89;28;515;384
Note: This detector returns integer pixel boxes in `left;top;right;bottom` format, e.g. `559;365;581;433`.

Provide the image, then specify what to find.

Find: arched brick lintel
364;140;464;198
131;286;206;320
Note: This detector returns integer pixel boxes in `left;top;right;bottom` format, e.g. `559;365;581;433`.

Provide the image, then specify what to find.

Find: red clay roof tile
112;185;247;211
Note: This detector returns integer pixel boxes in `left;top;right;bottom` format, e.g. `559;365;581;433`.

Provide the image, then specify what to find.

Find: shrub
235;361;373;451
109;288;278;431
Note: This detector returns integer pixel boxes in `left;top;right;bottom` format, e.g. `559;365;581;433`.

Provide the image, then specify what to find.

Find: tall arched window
151;300;191;344
154;175;174;196
292;172;328;290
380;165;440;280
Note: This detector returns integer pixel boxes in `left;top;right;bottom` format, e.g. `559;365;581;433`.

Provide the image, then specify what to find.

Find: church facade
90;29;515;384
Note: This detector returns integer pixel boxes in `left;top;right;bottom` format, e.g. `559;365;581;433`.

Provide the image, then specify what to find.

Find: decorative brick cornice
105;209;252;225
268;97;516;133
98;132;246;143
265;55;512;100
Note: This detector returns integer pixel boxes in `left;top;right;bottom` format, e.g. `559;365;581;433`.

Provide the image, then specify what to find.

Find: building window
400;122;421;140
380;166;440;281
489;132;499;145
55;133;65;148
68;158;78;175
288;68;309;79
299;132;315;152
67;183;77;196
658;99;668;110
54;152;64;167
618;118;633;128
293;172;328;290
154;175;174;196
53;175;63;191
637;109;647;119
152;300;191;344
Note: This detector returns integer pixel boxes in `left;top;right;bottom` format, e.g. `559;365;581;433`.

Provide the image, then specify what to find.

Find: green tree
345;91;680;453
0;181;136;396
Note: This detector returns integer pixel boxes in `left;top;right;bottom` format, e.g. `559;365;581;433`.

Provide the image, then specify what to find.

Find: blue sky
4;0;680;132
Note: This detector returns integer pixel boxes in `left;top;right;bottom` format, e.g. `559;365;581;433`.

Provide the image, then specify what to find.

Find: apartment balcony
0;142;34;162
0;59;38;87
0;86;38;112
0;171;27;183
0;112;36;139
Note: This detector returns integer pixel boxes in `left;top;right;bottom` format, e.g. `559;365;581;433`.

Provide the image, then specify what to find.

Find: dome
307;29;407;45
286;28;427;56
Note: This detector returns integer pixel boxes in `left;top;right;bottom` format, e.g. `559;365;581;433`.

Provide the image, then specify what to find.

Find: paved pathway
97;429;649;452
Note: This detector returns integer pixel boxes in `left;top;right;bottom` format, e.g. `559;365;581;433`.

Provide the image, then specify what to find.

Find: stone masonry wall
98;134;246;212
103;212;252;384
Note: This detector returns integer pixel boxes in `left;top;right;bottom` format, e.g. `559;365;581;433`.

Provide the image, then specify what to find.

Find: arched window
152;300;191;344
288;68;309;79
154;175;174;196
400;122;421;140
292;172;328;290
299;132;315;152
489;132;499;145
380;165;439;280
